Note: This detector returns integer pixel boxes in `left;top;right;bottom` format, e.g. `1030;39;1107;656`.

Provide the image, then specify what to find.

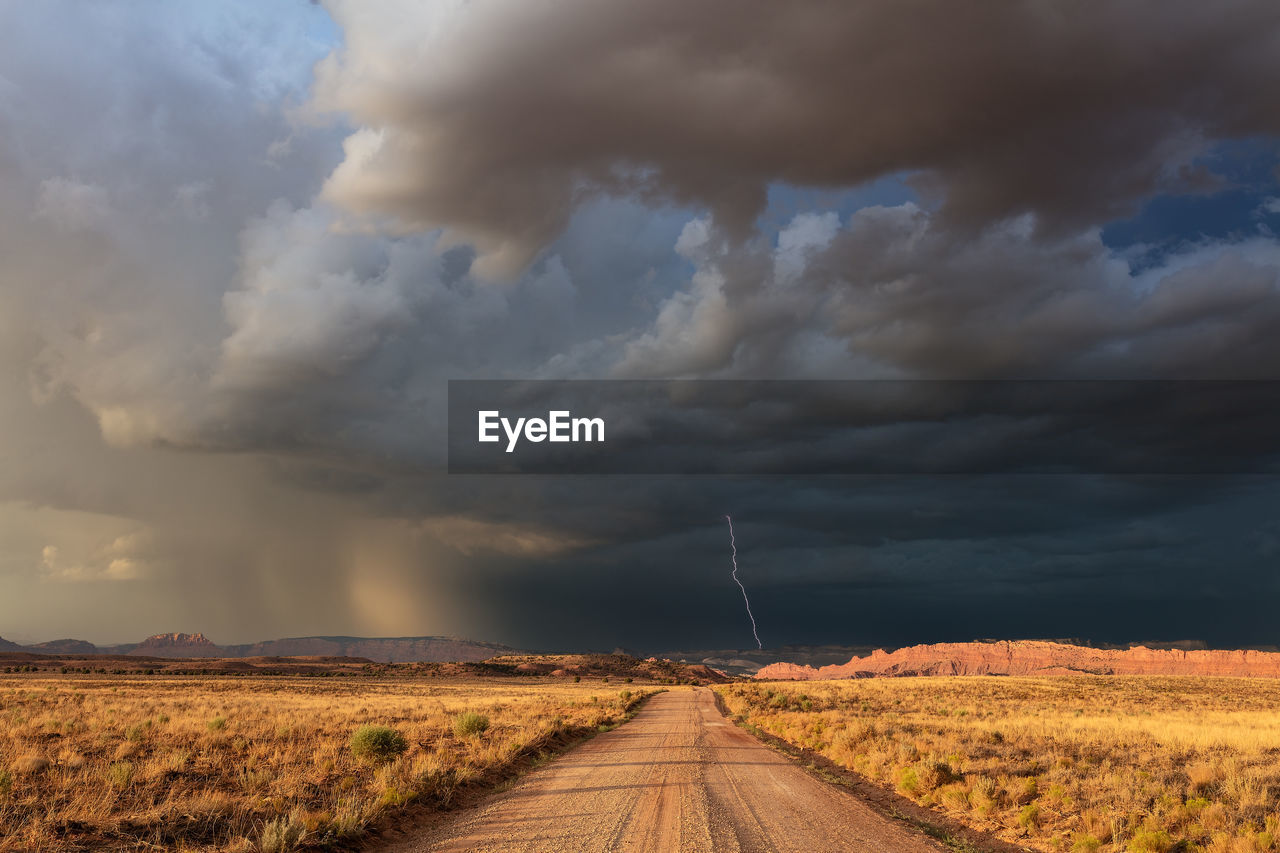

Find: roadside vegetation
719;676;1280;853
0;674;652;851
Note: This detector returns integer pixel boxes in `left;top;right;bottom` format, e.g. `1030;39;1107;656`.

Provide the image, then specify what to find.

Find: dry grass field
0;673;655;852
718;676;1280;853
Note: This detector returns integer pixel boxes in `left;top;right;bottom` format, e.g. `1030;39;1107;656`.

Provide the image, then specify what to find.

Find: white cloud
37;523;153;583
218;202;414;390
774;212;840;285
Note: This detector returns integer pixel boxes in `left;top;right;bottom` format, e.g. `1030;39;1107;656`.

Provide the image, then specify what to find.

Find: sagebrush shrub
107;761;133;788
453;712;490;738
350;725;408;762
260;810;306;852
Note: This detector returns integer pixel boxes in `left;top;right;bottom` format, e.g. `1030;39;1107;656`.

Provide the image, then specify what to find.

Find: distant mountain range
0;632;517;663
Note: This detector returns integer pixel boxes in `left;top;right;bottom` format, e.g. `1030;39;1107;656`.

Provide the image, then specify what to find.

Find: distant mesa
25;639;100;655
0;632;517;663
755;640;1280;680
128;632;221;658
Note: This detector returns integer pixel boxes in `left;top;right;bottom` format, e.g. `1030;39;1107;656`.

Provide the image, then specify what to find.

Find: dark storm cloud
317;0;1280;276
13;1;1279;461
451;474;1280;650
808;210;1280;378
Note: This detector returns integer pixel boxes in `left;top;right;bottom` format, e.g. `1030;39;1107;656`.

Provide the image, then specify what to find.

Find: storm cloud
616;204;1280;379
1;1;1279;650
316;0;1280;276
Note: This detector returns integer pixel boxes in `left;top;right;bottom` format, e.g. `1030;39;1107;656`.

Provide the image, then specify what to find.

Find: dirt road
383;687;946;853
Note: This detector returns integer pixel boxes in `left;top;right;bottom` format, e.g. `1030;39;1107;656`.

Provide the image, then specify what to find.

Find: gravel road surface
382;687;947;852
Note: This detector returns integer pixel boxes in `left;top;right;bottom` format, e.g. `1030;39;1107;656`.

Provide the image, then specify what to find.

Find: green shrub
454;711;490;738
107;761;133;788
350;725;408;762
0;768;11;796
1071;835;1102;853
206;716;227;732
895;766;920;795
1128;829;1173;853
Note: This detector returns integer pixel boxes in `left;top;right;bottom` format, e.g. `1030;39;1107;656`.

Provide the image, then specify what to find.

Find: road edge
359;688;665;851
708;688;1036;853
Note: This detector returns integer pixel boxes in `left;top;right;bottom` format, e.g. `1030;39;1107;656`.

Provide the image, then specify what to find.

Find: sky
2;1;1280;651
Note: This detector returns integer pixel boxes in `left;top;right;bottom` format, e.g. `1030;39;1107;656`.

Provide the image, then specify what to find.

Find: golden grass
0;674;654;852
717;676;1280;853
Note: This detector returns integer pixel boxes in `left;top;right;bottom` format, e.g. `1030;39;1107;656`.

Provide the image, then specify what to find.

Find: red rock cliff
754;641;1280;680
128;632;222;658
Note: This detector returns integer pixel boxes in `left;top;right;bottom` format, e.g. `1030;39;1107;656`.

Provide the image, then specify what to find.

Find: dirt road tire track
377;687;950;852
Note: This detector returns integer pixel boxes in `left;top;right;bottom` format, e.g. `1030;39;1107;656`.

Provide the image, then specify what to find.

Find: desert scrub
259;809;306;852
717;676;1280;853
350;725;409;762
453;711;490;737
106;761;133;788
0;674;655;851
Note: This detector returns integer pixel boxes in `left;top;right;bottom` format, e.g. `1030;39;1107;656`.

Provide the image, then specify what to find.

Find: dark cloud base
444;474;1280;651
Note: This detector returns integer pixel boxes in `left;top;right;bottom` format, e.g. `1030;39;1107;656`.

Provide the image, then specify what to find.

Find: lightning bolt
725;514;762;649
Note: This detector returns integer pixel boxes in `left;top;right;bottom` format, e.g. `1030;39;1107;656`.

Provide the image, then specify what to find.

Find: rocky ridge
755;640;1280;680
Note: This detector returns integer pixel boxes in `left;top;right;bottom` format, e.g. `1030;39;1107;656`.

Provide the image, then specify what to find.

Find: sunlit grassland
0;674;654;852
718;676;1280;853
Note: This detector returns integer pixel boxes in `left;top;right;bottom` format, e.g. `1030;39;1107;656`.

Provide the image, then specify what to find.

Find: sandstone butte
753;640;1280;680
